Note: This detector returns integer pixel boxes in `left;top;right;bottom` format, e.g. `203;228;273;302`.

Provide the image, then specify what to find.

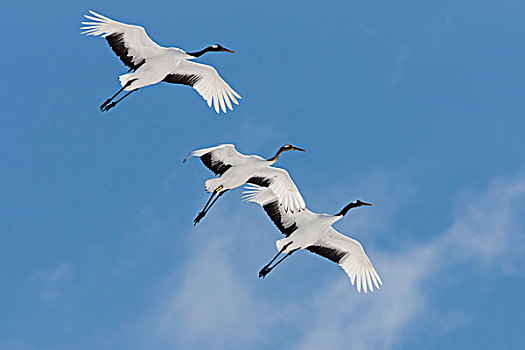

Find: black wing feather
247;176;272;187
199;153;231;175
307;245;347;264
105;33;145;70
262;200;297;237
163;73;201;87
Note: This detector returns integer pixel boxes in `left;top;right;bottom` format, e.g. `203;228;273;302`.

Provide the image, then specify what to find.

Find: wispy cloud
296;172;525;349
390;46;411;87
138;171;525;349
442;175;525;272
153;237;280;349
29;262;73;303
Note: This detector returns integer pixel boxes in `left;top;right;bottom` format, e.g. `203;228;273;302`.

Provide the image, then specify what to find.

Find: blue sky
2;0;525;349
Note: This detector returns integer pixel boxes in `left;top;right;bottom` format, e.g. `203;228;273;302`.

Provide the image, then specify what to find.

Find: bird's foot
100;98;112;110
101;102;117;112
259;265;272;278
193;211;206;226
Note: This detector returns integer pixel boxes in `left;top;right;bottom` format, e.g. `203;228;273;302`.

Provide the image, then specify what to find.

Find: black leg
194;191;217;226
101;89;137;112
193;189;229;225
205;190;227;212
100;82;131;110
259;250;297;278
259;242;293;278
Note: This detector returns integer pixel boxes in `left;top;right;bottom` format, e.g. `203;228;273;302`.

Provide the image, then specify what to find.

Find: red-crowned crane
81;11;240;113
184;144;306;225
244;184;382;293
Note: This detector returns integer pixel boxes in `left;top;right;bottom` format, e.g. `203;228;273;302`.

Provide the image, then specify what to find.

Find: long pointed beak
293;147;306;152
362;202;373;206
222;48;236;54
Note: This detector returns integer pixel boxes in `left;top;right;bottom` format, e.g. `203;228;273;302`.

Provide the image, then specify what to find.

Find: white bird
81;10;241;113
243;184;382;293
184;144;306;225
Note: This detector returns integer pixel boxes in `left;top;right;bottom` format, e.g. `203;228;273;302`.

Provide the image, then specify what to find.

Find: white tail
205;178;222;193
119;73;135;87
275;238;293;253
276;238;286;252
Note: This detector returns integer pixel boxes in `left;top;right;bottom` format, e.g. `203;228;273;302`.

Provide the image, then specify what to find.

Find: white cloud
390;46;411;87
29;262;73;303
154;237;278;348
296;172;525;349
139;172;525;350
136;212;295;350
442;175;525;272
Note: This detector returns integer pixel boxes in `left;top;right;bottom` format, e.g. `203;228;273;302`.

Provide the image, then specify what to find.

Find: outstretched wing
184;144;248;175
247;167;306;214
243;184;312;236
81;10;167;70
164;61;241;114
308;227;382;293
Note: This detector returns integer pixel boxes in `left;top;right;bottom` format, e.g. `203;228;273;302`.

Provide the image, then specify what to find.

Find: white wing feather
243;184;276;206
81;11;167;66
316;228;382;293
184;144;246;163
169;61;241;113
248;167;306;213
243;184;314;233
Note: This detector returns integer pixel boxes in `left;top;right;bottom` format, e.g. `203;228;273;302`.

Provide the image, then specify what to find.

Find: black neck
335;202;361;217
187;46;214;57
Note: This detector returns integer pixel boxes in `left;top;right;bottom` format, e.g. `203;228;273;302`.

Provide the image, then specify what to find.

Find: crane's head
335;199;372;217
281;144;306;152
210;44;236;53
352;199;373;207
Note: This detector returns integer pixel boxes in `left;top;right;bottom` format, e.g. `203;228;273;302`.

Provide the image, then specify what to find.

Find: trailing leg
100;81;132;110
259;242;295;278
101;88;137;112
193;187;228;225
194;191;217;225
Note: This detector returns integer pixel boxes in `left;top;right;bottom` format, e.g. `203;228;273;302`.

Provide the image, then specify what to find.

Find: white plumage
184;144;306;225
81;10;241;113
244;184;382;293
